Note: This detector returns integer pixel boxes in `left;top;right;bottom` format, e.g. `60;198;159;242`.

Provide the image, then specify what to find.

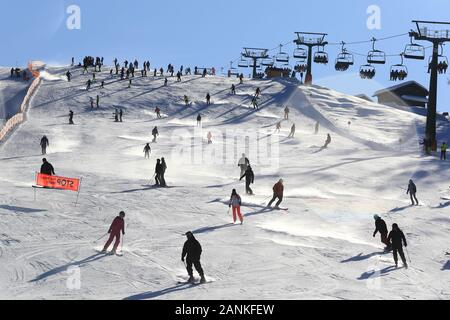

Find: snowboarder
66;70;72;82
373;215;391;251
206;93;211;106
315;122;320;135
387;223;408;269
197;114;202;127
144;143;151;159
231;84;236;95
152;126;159;143
284;106;290;120
102;211;126;255
441;142;447;160
288;124;296;138
229;189;244;225
69;110;74;125
40;158;55;176
406;179;419;206
323;134;332;148
268;179;284;209
155;107;162;119
207;132;213;144
240;165;255;195
161;157;168;187
182;231;206;284
238;154;250;178
40;136;49;155
155;159;163;186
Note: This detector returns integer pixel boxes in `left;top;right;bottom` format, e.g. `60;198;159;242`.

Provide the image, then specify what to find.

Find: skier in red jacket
102;211;126;254
267;179;284;208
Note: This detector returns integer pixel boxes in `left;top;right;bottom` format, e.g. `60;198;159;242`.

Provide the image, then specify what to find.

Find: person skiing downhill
323;134;331;148
66;70;72;82
197;114;202;126
373;215;391;251
152;126;159;143
251;96;259;109
240;165;255;195
155;107;162;119
288;124;296;138
268;179;284;209
102;211;126;255
229;189;244;225
160;158;168;187
144;143;151;159
40;158;55;176
275;122;281;133
407;179;419;206
206;93;211;106
238;154;250;178
231;84;236;95
387;223;408;269
182;231;206;284
40;136;49;155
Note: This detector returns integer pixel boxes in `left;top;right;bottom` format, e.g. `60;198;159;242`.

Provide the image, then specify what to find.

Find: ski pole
93;233;108;244
405;246;412;263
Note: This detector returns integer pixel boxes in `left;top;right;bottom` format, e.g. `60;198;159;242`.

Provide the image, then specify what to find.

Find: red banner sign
36;174;80;192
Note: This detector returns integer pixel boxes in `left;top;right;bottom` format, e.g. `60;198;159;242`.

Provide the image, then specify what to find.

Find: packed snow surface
0;65;450;300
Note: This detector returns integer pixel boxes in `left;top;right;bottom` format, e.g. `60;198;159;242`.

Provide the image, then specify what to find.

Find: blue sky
1;0;450;111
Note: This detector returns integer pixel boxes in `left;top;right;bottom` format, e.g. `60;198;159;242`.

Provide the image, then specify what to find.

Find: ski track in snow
0;66;450;299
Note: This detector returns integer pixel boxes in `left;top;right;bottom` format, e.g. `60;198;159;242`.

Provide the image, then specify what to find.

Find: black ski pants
392;246;407;265
186;257;204;277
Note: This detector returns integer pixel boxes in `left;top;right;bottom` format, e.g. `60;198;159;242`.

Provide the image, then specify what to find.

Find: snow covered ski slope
0;65;450;300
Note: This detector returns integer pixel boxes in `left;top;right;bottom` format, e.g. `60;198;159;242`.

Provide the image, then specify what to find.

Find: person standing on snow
184;95;190;107
182;231;206;284
288;124;296;138
144;143;151;159
229;189;244;225
231;84;236;95
152;126;159;143
387;223;408;269
155;107;162;119
119;109;123;122
206;93;211;106
406;179;419;206
315;122;320;135
69;110;75;125
238;154;250;178
268;179;284;208
40;136;49;155
251;96;259;109
155;159;164;186
323;134;332;148
66;70;72;82
197;114;202;127
207;132;213;144
441;142;447;160
373;215;391;251
240;165;255;195
160;158;168;187
40;158;55;176
96;95;100;108
102;211;126;255
284;106;290;120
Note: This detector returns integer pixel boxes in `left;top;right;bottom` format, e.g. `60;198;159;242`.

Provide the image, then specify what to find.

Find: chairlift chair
359;64;376;79
228;62;239;76
293;47;308;60
335;45;354;71
390;54;408;81
238;56;249;68
367;38;386;65
404;37;425;60
314;46;329;64
276;45;290;63
262;57;274;67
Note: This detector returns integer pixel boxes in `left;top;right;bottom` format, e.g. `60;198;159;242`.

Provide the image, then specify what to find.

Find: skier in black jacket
40;158;55;176
155;159;163;186
373;215;391;251
40;136;49;155
240;165;255;195
182;231;206;284
387;223;408;269
407;179;419;206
